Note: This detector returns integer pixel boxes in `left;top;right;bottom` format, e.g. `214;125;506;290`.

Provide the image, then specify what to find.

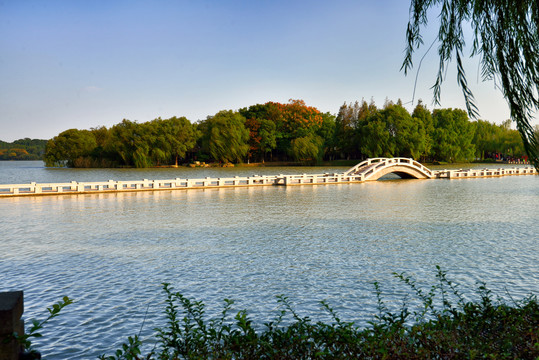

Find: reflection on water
0;162;538;359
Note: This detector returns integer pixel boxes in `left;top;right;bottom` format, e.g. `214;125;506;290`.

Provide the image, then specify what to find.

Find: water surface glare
0;162;538;358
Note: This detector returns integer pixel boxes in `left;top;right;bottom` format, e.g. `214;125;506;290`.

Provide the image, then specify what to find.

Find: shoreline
1;159;532;169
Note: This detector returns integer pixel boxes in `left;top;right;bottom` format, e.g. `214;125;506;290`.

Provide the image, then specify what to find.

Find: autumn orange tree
273;99;323;138
0;148;29;160
240;99;331;163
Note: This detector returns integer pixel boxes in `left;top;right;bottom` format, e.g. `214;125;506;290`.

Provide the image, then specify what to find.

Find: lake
1;161;538;359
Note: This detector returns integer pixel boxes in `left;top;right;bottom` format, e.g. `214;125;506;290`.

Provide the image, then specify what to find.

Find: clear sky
0;0;528;142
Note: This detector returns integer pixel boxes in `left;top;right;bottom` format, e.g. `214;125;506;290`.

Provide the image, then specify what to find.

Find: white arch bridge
343;157;434;181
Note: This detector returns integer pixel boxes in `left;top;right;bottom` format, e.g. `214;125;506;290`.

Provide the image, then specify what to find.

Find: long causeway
1;157;536;197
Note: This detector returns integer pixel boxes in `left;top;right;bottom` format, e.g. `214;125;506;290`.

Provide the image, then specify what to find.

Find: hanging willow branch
402;0;539;168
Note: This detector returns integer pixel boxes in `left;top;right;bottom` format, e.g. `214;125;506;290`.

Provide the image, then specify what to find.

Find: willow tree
200;110;249;164
402;0;539;168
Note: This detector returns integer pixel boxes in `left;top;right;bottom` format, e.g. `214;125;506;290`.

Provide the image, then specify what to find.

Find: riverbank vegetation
38;99;531;167
24;268;538;359
98;269;538;359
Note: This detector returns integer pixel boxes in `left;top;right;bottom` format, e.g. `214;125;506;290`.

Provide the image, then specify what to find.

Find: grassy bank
94;267;538;359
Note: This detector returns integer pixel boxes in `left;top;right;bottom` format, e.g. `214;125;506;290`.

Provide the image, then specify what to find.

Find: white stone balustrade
433;166;536;179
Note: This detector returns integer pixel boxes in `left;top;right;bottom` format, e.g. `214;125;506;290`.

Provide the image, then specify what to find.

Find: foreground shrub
99;267;539;359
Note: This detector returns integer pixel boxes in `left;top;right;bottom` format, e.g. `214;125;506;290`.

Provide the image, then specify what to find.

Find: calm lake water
1;161;538;359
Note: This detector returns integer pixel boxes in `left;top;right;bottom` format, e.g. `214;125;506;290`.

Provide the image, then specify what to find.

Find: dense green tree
258;119;277;162
412;100;434;160
334;99;380;159
431;109;475;162
200;110;249;163
107;120;149;167
150;117;197;166
334;102;358;158
334;100;377;159
357;101;426;160
472;119;525;160
498;120;525;158
359;116;394;158
289;133;324;163
90;126;111;148
105;117;197;168
316;112;336;160
402;0;539;168
385;101;427;159
472;119;500;159
44;129;97;167
88;126;114;163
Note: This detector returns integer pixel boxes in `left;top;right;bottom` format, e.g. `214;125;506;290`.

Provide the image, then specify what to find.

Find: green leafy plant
99;268;538;359
14;296;73;358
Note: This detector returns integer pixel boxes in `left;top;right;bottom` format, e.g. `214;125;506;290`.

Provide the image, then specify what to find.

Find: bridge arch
344;157;434;181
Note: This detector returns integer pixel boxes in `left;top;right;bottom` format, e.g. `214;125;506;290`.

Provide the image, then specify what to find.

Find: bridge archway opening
378;171;418;180
365;165;431;181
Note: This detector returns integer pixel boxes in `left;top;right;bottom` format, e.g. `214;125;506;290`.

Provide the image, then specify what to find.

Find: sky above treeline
0;0;532;142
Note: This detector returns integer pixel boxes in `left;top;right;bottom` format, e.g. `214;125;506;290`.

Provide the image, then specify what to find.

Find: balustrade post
29;182;36;194
0;291;24;360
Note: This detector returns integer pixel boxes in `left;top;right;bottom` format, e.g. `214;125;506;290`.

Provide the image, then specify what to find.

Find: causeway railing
0;173;368;197
279;173;364;185
0;175;280;196
433;167;536;178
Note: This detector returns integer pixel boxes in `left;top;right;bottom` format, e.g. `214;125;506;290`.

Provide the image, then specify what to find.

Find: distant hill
0;138;48;160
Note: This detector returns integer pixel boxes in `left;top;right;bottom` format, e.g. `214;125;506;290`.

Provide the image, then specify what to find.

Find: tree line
334;99;527;163
0;138;47;160
42;98;530;168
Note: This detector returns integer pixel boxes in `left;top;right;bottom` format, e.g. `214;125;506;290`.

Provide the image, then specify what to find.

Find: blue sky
0;0;524;142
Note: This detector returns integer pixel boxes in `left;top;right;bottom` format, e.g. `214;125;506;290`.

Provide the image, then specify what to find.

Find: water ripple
0;169;537;359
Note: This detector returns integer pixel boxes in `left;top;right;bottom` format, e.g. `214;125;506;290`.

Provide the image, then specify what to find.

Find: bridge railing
400;158;434;177
280;173;364;185
434;167;536;178
0;175;282;197
344;157;434;178
0;172;371;196
344;158;387;175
